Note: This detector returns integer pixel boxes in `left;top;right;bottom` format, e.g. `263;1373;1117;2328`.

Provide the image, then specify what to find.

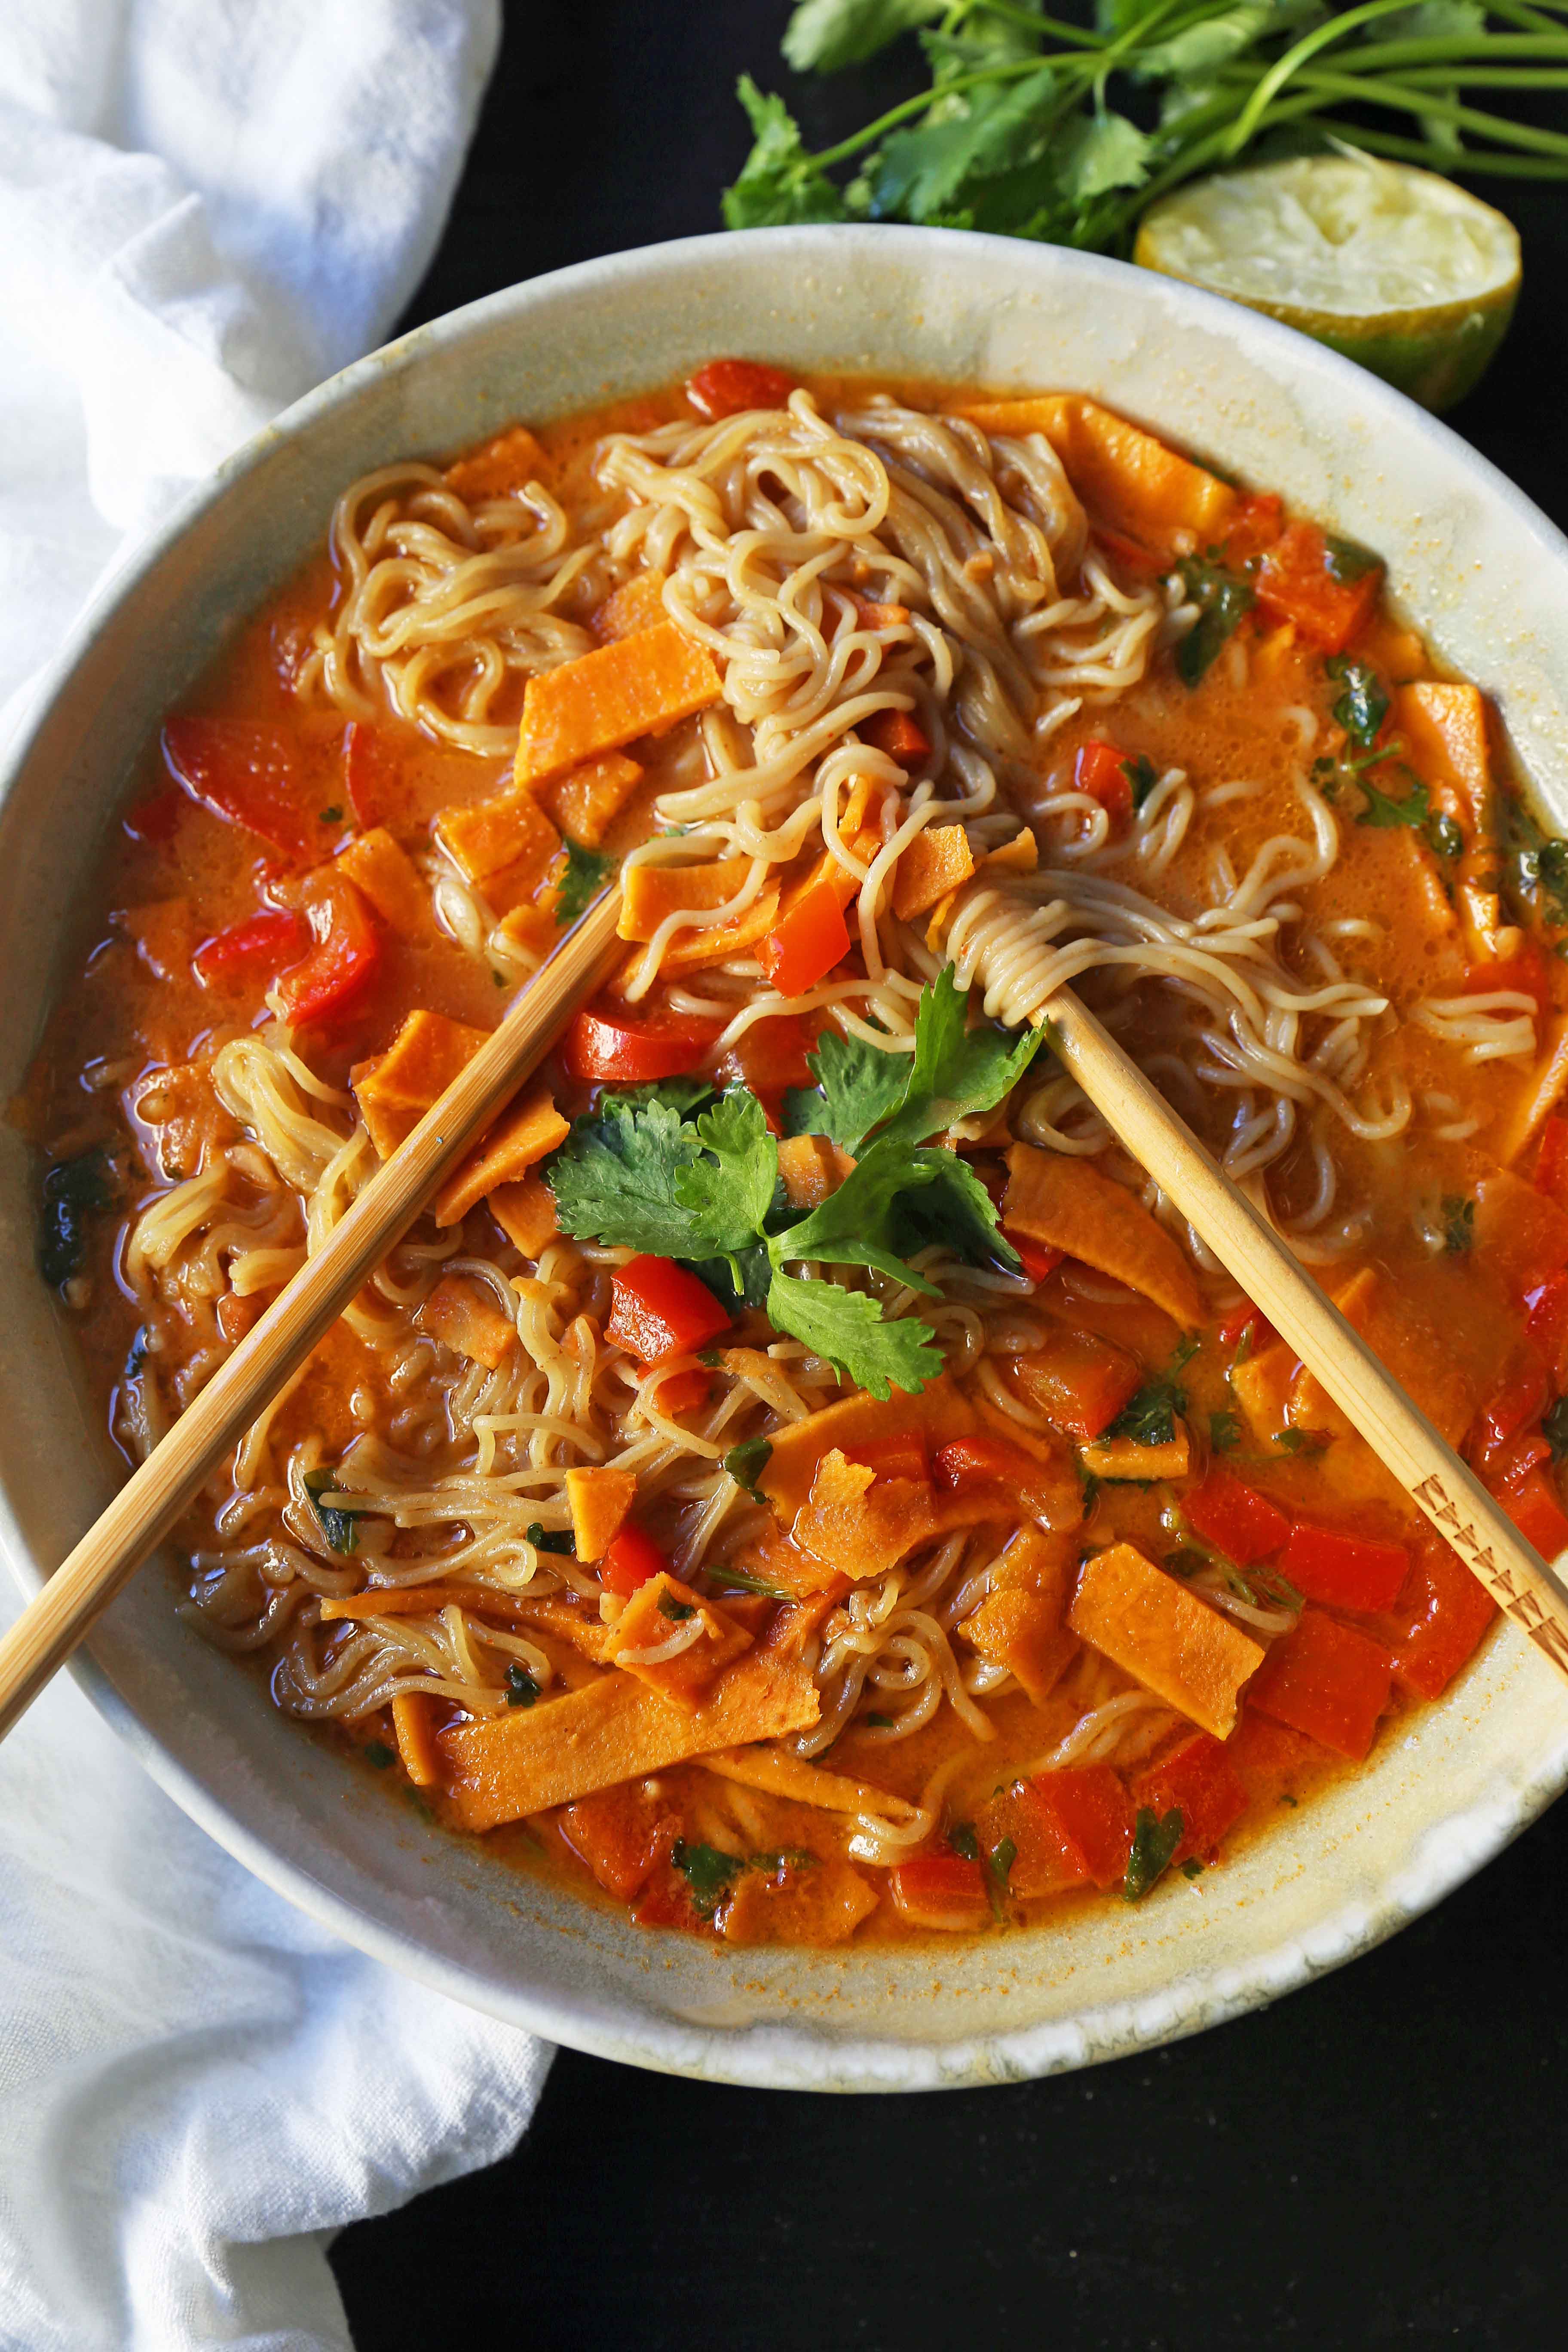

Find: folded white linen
0;5;560;2347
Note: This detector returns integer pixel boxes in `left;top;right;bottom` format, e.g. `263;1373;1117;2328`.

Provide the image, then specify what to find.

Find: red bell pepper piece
1132;1733;1247;1866
1536;1115;1568;1212
1525;1269;1568;1381
851;1431;931;1485
1029;1767;1135;1890
1183;1468;1289;1568
600;1524;670;1598
888;1847;990;1926
1495;1465;1568;1560
1073;738;1133;826
684;358;796;420
273;872;381;1029
1464;939;1549;1013
123;787;184;846
1478;1351;1551;1458
933;1434;1021;1494
560;1784;680;1899
1020;1329;1142;1441
1218;1297;1278;1357
862;709;931;765
1247;1608;1393;1760
631;1860;706;1932
1490;1430;1551;1490
564;1001;720;1085
343;720;390;828
715;1014;816;1099
1278;1519;1409;1612
1222;492;1284;565
607;1256;731;1363
1005;1230;1064;1284
1254;522;1381;653
163;715;320;863
193;907;309;989
757;880;851;997
1382;1531;1497;1701
643;1364;711;1418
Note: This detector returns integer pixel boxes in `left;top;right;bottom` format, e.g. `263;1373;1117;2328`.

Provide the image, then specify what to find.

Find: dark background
332;6;1568;2345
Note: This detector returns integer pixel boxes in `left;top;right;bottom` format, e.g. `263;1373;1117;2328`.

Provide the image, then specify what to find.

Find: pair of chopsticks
2;877;1566;1740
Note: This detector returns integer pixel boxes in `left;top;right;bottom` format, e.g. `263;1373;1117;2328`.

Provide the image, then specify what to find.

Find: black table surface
332;9;1568;2346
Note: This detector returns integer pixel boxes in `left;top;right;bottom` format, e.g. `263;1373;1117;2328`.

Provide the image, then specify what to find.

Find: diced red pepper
1536;1116;1568;1213
1382;1531;1497;1701
1217;1297;1277;1356
862;709;931;766
1476;1351;1551;1458
974;1779;1087;1899
715;1014;816;1100
1132;1733;1247;1866
888;1847;990;1927
1006;1231;1064;1284
1247;1608;1394;1761
1030;1767;1135;1890
123;787;184;846
631;1860;705;1932
1495;1465;1568;1560
1222;492;1284;565
607;1255;731;1363
1464;939;1549;1014
1254;522;1381;653
193;907;309;988
343;720;390;828
757;880;851;998
273;871;381;1029
684;358;796;420
1183;1469;1289;1568
1019;1329;1142;1442
565;1002;720;1086
1278;1519;1409;1612
852;1430;931;1486
163;715;320;863
560;1783;680;1899
1074;738;1133;826
1525;1269;1568;1381
644;1364;711;1418
933;1435;1020;1494
1491;1430;1551;1490
600;1524;670;1598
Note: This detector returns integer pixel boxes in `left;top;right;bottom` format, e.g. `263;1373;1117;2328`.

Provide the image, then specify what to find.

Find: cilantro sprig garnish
546;972;1046;1397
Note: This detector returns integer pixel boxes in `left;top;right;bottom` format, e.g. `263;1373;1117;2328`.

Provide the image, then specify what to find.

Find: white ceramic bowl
5;227;1568;2092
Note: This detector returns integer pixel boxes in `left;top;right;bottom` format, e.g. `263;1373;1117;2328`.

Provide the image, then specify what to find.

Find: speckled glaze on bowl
4;228;1568;2093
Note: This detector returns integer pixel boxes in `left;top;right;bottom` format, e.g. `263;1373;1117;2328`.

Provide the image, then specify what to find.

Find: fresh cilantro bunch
545;971;1045;1397
725;0;1568;255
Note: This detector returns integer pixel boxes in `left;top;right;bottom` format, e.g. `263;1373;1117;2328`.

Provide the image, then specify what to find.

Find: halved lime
1134;154;1520;413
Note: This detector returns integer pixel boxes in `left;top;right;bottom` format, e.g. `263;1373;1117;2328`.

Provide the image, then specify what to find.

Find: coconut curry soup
20;361;1568;1948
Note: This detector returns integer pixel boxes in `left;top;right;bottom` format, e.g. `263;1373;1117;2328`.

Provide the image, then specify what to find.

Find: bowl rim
6;220;1568;2092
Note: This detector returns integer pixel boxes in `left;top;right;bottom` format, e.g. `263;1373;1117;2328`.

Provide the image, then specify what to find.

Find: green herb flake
1273;1428;1329;1458
671;1838;745;1917
1181;1857;1205;1880
1326;654;1390;750
318;804;343;824
39;1148;113;1288
1108;1349;1190;1449
1429;812;1464;861
658;1595;697;1622
864;1711;895;1729
1323;536;1381;588
723;1435;773;1501
709;1565;792;1601
554;838;616;928
1123;1805;1184;1902
1122;751;1160;811
948;1821;981;1862
1544;1396;1568;1462
1358;769;1430;831
505;1664;541;1709
526;1521;575;1556
1442;1194;1475;1255
983;1833;1017;1926
302;1466;362;1555
1175;557;1254;689
363;1741;395;1770
1279;1792;1299;1809
1209;1409;1242;1454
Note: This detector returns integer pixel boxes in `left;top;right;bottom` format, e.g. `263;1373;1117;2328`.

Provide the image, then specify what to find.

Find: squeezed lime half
1134;154;1521;413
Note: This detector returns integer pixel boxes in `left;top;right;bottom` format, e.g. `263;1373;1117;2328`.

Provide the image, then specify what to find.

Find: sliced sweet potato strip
892;824;975;921
703;1743;922;1822
1500;1013;1568;1166
603;1571;753;1708
352;1009;489;1158
655;887;779;973
516;621;723;786
1068;1541;1263;1740
619;860;759;939
535;750;642;847
334;827;435;938
591;573;668;643
1004;1142;1204;1327
392;1691;441;1787
958;395;1235;555
1079;1428;1191;1482
489;1171;559;1256
416;1272;516;1369
759;1376;977;1522
1394;680;1490;835
494;901;559;962
438;784;561;888
960;1526;1077;1705
1289;1265;1478;1452
719;1857;879;1945
793;1449;941;1581
438;1636;820;1828
566;1463;637;1562
432;1084;570;1226
445;425;547;502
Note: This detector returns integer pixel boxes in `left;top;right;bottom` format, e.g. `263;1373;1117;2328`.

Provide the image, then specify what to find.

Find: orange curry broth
14;368;1568;1950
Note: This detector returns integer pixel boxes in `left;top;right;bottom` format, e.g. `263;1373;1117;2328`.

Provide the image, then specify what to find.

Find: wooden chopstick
1043;985;1568;1684
0;883;626;1741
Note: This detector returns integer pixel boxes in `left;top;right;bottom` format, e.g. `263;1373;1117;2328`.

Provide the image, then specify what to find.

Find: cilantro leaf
303;1468;363;1555
1209;1409;1242;1453
782;0;942;71
1123;751;1160;811
1428;812;1463;861
675;1089;780;1257
505;1663;540;1708
882;968;1045;1148
39;1148;113;1287
1133;3;1277;82
691;1240;775;1313
784;1026;909;1151
1273;1427;1329;1458
1174;557;1253;687
1323;534;1383;586
555;838;615;927
723;1436;773;1500
671;1839;744;1917
1051;109;1152;204
547;1096;705;1257
766;1270;943;1399
710;1563;793;1600
1326;654;1390;748
526;1521;575;1556
778;1131;949;1291
887;1143;1019;1272
1108;1372;1187;1447
1123;1805;1183;1901
722;77;851;229
1358;769;1430;830
870;67;1057;221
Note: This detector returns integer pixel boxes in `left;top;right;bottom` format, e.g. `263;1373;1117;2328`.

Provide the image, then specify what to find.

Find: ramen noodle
20;360;1568;1945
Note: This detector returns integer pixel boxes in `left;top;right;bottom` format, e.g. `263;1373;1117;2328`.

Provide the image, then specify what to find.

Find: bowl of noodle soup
4;225;1568;2089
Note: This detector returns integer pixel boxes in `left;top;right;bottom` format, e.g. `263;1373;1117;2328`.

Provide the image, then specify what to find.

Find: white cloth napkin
0;6;559;2347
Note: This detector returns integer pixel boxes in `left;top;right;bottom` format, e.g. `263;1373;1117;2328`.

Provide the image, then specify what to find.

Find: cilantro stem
809;60;1041;173
1284;67;1568;149
1221;0;1454;157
